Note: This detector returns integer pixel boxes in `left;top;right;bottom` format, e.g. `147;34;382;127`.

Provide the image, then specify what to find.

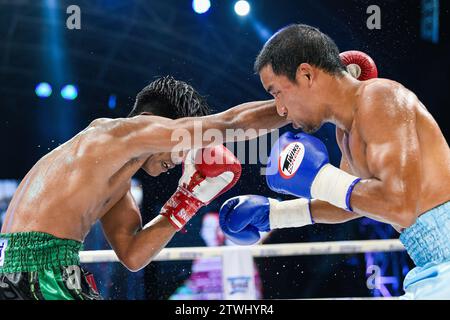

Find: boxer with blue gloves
221;24;450;299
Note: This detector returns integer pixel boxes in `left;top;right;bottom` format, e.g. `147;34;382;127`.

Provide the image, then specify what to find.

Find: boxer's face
136;111;187;176
260;64;324;134
141;151;185;177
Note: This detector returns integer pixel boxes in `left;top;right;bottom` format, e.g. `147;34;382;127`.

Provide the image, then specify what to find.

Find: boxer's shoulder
355;79;415;123
87;116;151;140
358;78;407;104
83;117;121;140
88;117;114;128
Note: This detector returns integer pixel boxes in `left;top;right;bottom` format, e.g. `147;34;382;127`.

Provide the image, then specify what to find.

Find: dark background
0;0;448;299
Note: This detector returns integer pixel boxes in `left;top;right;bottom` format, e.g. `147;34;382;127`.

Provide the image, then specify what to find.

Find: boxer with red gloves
0;76;286;300
221;24;450;299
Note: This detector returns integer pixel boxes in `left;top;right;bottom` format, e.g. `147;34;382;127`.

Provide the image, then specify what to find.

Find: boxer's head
128;76;210;176
254;24;345;133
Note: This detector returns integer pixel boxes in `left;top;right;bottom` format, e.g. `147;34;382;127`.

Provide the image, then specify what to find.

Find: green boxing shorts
0;231;101;300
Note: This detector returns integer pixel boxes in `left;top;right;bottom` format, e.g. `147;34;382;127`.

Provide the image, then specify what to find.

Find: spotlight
234;0;250;16
61;84;78;100
108;94;117;109
35;82;52;98
252;21;272;41
192;0;211;14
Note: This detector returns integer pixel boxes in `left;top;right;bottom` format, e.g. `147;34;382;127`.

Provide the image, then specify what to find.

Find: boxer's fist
219;195;271;245
266;131;329;198
162;145;241;231
219;194;313;245
266;131;360;211
340;50;378;80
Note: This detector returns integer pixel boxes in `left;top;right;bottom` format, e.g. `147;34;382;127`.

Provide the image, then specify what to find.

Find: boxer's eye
162;161;169;169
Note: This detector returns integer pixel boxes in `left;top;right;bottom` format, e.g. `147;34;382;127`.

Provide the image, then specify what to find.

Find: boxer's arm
308;129;361;224
309;200;361;224
123;99;289;156
288;160;361;224
272;160;361;225
100;191;175;272
349;84;421;227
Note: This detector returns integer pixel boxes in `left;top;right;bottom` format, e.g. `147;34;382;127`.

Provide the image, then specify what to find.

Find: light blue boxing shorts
399;201;450;299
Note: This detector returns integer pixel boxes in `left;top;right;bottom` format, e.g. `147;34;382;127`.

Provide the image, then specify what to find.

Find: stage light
234;0;250;16
252;21;272;41
35;82;52;98
192;0;211;14
108;94;117;109
61;84;78;100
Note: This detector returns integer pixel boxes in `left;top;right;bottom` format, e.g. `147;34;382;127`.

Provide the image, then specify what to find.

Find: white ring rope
80;239;404;264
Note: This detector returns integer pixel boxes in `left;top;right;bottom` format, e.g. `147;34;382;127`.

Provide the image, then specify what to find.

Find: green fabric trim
0;232;83;273
38;268;75;300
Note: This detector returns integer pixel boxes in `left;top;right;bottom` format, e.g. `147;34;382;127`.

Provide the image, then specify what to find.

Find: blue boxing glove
266;131;361;211
219;195;270;245
219;195;313;245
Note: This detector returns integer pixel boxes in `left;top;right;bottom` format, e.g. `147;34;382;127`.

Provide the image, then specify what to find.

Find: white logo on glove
278;142;305;179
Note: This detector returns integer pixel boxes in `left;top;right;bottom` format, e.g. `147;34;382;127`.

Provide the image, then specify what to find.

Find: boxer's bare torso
1;118;147;241
336;78;450;225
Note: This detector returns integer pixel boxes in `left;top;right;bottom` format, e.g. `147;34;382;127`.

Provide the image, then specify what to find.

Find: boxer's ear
296;63;314;87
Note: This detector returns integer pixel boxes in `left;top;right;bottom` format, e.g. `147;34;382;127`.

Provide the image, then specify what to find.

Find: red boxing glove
161;145;242;231
340;50;378;80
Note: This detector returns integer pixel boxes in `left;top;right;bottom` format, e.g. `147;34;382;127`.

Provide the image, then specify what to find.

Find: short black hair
254;24;345;82
128;76;210;118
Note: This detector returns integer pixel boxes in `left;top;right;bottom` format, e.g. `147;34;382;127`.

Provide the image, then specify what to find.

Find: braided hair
128;76;210;118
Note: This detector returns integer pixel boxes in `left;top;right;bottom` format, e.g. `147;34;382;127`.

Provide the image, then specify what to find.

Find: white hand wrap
268;198;313;229
310;164;360;211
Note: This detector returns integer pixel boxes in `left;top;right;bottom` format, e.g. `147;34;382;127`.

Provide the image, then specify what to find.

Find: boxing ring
80;239;406;299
